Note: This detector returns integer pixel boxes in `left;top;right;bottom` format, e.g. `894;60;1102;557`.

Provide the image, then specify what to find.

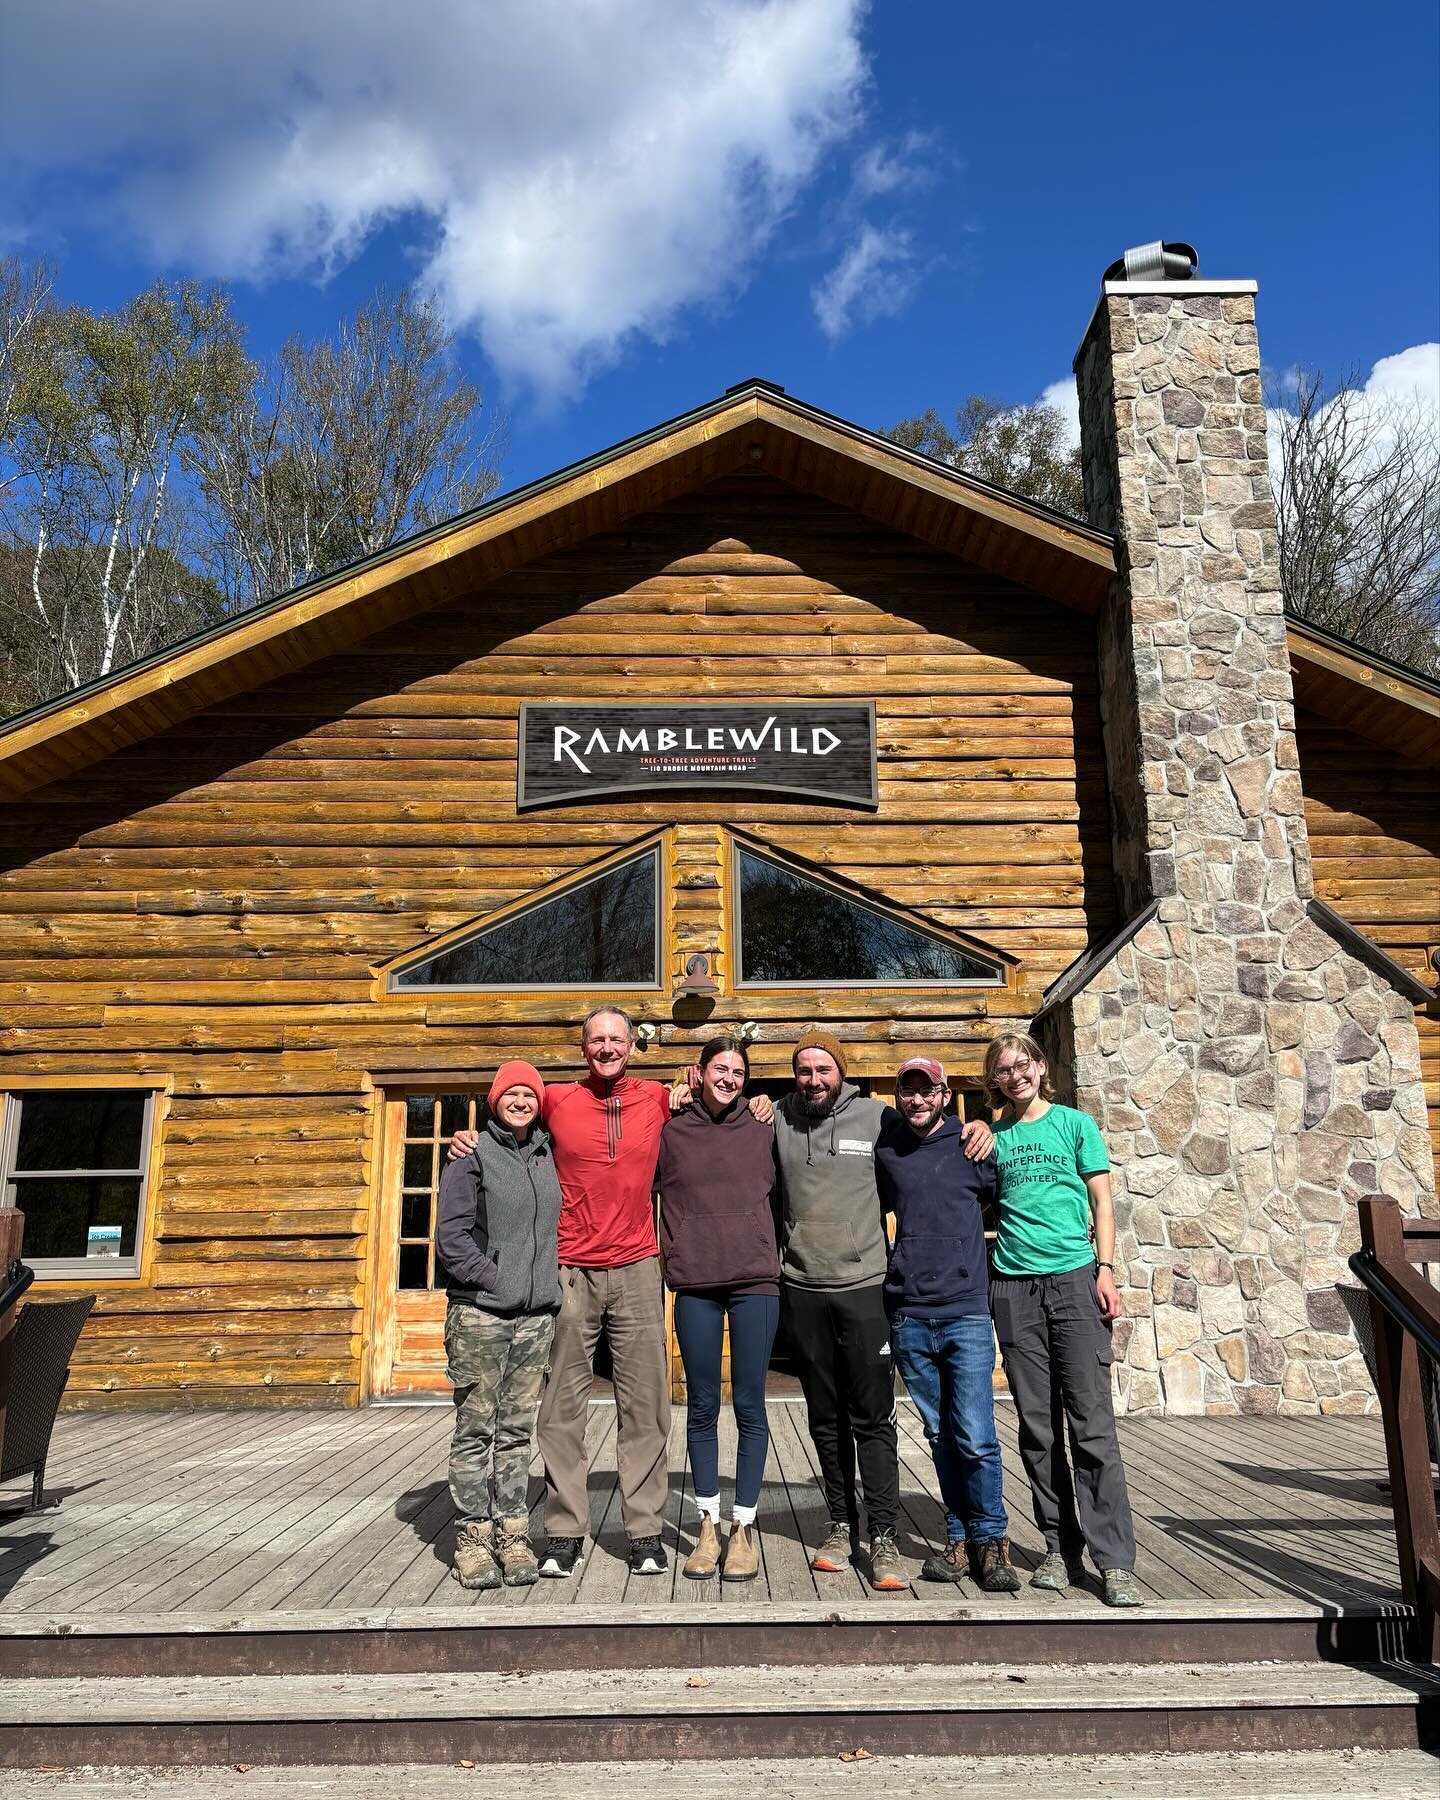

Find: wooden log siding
0;474;1114;1406
1295;708;1440;1181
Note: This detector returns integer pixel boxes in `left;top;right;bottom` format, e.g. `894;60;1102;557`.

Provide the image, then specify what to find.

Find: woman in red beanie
435;1062;563;1590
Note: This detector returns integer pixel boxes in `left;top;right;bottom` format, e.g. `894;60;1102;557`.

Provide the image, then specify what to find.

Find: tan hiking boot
684;1516;722;1580
721;1523;759;1583
494;1517;539;1587
452;1519;501;1591
811;1519;854;1573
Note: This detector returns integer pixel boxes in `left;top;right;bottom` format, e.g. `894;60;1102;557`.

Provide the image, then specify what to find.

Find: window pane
401;1191;432;1238
398;1243;431;1290
738;848;1000;984
404;1095;437;1135
394;851;657;987
403;1143;435;1189
15;1091;145;1171
13;1177;142;1260
438;1093;482;1137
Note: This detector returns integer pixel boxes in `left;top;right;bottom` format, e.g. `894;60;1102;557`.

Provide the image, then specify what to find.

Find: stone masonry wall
1066;285;1436;1417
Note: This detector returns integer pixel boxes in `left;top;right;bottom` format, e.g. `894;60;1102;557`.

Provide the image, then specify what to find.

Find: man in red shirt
450;1006;768;1579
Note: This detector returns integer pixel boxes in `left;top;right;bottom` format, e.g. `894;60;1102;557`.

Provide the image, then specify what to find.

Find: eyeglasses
898;1082;943;1097
992;1059;1035;1082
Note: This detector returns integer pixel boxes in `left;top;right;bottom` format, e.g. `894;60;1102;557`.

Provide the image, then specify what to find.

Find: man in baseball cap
874;1056;1019;1593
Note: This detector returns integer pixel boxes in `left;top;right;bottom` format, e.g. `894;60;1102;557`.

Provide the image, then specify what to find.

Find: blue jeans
672;1290;779;1510
892;1312;1008;1544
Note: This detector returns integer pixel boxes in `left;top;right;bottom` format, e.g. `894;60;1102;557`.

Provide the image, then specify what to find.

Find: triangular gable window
390;845;661;991
734;840;1006;987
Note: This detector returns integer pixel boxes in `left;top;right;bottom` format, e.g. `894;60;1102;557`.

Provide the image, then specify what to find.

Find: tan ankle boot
494;1517;539;1587
452;1519;501;1590
684;1516;721;1580
721;1522;759;1583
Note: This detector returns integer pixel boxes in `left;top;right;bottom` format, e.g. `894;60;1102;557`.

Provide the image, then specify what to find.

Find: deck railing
1350;1197;1440;1663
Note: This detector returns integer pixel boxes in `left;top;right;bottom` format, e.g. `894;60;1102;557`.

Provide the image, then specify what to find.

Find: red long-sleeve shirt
543;1075;671;1268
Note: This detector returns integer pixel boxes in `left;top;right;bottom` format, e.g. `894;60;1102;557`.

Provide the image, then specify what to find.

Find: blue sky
3;0;1437;493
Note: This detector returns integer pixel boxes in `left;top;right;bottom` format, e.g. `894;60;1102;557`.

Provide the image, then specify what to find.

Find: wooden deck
0;1401;1404;1618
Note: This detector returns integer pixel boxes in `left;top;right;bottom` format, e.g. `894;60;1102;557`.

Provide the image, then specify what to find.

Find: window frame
0;1083;161;1282
730;837;1009;991
384;835;668;996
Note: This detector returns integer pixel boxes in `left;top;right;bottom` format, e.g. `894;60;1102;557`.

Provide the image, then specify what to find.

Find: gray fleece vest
773;1084;891;1290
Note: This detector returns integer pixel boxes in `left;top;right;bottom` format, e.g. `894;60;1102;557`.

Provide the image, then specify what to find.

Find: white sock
731;1503;758;1527
694;1493;721;1523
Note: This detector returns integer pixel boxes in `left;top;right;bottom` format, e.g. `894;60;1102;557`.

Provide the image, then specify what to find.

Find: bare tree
191;289;504;607
1;278;243;696
1270;367;1440;677
887;395;1086;518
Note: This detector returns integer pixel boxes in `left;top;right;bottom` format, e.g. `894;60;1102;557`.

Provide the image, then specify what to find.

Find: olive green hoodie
772;1083;892;1290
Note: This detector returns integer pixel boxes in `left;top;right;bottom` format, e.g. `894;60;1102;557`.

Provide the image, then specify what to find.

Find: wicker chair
1;1294;96;1512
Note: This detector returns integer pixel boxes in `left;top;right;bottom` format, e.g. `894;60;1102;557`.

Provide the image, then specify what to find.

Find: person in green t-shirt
982;1032;1141;1609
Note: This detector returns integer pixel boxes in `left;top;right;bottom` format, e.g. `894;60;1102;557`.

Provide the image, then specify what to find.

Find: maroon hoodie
656;1099;780;1295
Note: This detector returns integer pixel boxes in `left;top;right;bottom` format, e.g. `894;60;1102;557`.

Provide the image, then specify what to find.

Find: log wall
0;473;1113;1405
1296;706;1440;1179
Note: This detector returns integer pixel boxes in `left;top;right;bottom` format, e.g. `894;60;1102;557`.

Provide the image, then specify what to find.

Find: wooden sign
518;702;878;809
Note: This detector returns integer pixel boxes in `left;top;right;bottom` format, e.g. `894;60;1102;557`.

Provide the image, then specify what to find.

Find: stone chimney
1054;248;1435;1417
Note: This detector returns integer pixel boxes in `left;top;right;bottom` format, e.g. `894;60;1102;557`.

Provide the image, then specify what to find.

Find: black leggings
672;1289;779;1510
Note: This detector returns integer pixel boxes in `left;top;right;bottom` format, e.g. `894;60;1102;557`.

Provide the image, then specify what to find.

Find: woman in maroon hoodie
657;1035;779;1582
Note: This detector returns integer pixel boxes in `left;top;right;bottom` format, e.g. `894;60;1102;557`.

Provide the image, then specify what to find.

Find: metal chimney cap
1103;241;1200;284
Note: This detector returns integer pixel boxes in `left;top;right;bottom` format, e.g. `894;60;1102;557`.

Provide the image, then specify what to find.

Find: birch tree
192;288;503;607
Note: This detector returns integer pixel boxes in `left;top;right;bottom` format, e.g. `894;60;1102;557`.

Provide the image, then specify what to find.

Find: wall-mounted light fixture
676;953;718;996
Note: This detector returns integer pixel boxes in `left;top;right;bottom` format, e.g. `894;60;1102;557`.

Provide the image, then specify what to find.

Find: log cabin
0;255;1436;1417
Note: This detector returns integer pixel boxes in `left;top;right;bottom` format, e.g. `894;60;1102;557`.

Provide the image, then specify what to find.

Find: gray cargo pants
989;1265;1137;1572
445;1303;554;1523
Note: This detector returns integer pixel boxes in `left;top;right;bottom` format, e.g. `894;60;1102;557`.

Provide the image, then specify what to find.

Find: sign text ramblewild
517;702;877;809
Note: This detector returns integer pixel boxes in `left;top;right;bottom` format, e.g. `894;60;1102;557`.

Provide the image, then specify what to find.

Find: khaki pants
538;1258;670;1540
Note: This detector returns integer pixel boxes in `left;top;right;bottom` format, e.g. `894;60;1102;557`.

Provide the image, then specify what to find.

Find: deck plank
0;1402;1400;1620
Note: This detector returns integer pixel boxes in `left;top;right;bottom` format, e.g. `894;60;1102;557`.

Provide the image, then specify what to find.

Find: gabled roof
1;379;1436;798
0;381;1116;800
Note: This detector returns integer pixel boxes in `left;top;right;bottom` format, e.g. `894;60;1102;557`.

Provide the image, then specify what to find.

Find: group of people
435;1005;1141;1607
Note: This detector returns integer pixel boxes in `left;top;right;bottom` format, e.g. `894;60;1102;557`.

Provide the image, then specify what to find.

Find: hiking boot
451;1519;502;1591
538;1535;585;1579
868;1529;908;1592
1029;1550;1086;1592
1102;1568;1143;1608
919;1539;968;1584
494;1517;539;1587
628;1534;669;1575
969;1536;1022;1594
721;1523;759;1583
810;1520;854;1573
684;1517;722;1581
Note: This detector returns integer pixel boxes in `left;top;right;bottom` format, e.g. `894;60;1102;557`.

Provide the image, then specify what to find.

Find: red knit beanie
488;1061;546;1108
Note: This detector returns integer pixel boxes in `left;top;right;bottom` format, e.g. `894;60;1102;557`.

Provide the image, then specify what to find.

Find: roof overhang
1285;617;1440;764
0;383;1116;800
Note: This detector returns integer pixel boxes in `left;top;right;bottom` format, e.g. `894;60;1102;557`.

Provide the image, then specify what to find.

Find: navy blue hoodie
874;1114;997;1319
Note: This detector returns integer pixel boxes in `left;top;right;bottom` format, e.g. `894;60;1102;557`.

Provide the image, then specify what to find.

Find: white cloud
1;0;868;397
811;224;915;340
1266;343;1440;483
1037;376;1081;449
850;131;937;200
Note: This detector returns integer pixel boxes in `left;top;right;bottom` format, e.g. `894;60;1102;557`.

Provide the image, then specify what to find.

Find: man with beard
775;1029;991;1591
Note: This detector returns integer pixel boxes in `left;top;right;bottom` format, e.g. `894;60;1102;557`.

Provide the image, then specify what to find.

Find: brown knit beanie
792;1028;847;1078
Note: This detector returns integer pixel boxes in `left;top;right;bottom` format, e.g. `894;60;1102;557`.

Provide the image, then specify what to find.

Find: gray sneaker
868;1530;908;1592
1103;1568;1143;1608
811;1519;854;1573
1029;1550;1086;1592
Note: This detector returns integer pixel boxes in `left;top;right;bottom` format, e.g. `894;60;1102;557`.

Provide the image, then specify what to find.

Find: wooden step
0;1598;1417;1679
3;1657;1438;1766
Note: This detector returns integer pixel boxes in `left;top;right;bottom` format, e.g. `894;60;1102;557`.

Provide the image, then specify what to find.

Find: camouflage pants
445;1304;554;1524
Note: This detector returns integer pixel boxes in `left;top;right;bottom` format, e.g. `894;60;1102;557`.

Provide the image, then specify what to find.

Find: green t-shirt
991;1103;1109;1277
